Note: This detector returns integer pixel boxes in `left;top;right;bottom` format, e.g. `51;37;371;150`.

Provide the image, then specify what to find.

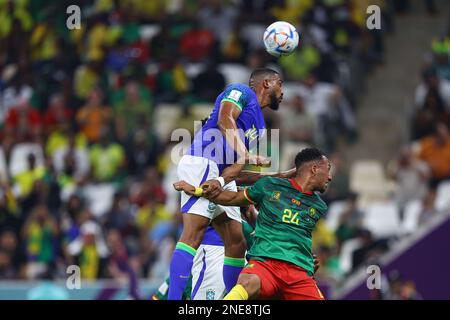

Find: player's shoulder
222;83;255;99
256;176;289;188
311;193;328;212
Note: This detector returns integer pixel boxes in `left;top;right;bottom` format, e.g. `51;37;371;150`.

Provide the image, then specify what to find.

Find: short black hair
294;147;326;170
249;68;279;85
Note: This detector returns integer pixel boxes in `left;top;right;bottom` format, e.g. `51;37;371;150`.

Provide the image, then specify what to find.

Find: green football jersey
244;176;328;276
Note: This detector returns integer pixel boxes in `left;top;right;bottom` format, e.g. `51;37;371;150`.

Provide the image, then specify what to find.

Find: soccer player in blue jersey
168;68;289;299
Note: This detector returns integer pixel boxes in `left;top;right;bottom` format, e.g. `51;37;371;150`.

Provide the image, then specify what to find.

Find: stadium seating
400;199;422;236
436;181;450;212
363;200;401;238
218;63;251;85
153;104;183;142
350;160;389;206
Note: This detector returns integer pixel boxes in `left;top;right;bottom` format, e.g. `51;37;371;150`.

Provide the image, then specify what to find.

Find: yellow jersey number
282;208;300;225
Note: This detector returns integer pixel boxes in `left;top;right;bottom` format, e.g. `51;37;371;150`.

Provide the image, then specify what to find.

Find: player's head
249;68;283;110
294;148;332;193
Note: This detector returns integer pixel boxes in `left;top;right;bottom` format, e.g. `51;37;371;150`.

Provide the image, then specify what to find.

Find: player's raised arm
235;167;297;186
173;180;252;207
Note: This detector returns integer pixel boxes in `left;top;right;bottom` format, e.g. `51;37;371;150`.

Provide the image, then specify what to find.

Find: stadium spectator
52;130;90;184
280;94;316;145
42;93;73;136
0;182;20;234
89;129;125;183
297;72;355;152
4;100;42;142
76;88;112;143
191;60;226;103
73;61;104;101
388;145;430;218
0;72;33;127
431;37;450;81
66;219;109;280
179;21;216;62
411;84;450;140
22;204;58;279
415;68;450;110
0;229;24;279
112;80;154;143
415;122;450;186
335;193;365;245
12;153;46;200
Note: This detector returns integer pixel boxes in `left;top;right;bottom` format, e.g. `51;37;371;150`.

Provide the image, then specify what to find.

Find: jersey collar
290;178;314;196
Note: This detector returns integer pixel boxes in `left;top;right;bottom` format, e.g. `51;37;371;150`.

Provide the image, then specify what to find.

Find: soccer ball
263;21;299;57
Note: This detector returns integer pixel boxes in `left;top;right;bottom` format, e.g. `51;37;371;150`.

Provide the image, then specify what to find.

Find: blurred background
0;0;449;300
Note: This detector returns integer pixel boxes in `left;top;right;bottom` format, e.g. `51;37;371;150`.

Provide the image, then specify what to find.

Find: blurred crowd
0;0;440;300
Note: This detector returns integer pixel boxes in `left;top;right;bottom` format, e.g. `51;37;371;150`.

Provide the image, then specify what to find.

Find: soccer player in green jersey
173;148;331;300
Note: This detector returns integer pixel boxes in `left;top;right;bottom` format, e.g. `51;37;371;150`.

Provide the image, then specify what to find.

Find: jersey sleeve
243;176;268;204
220;84;250;111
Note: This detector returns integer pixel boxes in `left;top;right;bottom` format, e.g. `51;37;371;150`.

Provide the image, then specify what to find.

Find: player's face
315;157;332;193
268;75;283;110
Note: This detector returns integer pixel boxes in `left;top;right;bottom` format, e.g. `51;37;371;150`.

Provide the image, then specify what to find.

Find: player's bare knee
179;227;206;249
237;274;260;298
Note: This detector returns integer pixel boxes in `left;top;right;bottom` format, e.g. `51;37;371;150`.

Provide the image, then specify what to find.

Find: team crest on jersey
270;191;281;201
206;289;215;300
207;202;217;213
291;198;301;206
309;208;317;218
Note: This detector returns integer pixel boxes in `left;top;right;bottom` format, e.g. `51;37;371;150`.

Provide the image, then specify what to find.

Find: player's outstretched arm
173;180;251;207
235;167;297;185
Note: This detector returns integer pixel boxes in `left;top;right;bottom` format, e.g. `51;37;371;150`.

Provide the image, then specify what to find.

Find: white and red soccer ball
263;21;299;57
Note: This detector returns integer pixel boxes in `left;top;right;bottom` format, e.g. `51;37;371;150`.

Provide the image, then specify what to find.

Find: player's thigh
191;245;226;300
178;155;218;245
282;278;325;300
211;181;245;249
211;213;246;257
178;155;219;220
240;260;281;299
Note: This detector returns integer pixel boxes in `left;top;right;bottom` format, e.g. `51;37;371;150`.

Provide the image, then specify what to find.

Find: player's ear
263;78;270;89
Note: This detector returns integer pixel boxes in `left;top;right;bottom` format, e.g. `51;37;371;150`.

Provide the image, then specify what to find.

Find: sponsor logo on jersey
270;191;281;201
206;289;215;300
309;207;317;218
245;124;259;143
291;198;301;206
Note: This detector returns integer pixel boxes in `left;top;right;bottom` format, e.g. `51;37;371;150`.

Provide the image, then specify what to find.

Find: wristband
214;177;225;187
194;187;203;197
